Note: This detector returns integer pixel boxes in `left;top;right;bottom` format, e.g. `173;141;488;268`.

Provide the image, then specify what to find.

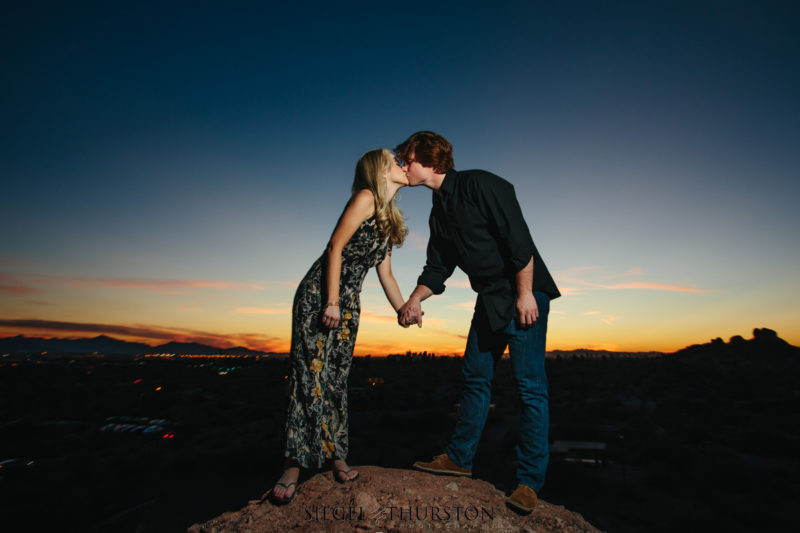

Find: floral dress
283;214;389;468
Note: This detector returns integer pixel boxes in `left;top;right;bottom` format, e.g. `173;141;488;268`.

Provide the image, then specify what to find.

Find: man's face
402;153;432;186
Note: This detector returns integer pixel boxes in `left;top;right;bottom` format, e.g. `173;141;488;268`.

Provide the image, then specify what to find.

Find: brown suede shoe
412;454;471;477
505;484;538;514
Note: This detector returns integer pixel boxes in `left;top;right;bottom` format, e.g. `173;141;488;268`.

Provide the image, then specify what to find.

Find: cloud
359;311;452;330
359;311;400;323
447;276;472;289
557;287;585;296
446;302;475;310
0;283;37;295
0;272;290;295
553;266;716;294
0;273;38;294
44;276;273;294
582;311;620;325
597;282;715;293
234;307;291;315
0;318;285;352
405;231;429;251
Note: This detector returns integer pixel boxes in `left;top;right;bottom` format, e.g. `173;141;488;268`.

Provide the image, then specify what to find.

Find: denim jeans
444;291;550;492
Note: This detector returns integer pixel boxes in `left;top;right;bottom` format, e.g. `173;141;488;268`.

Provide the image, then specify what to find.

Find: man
395;131;560;514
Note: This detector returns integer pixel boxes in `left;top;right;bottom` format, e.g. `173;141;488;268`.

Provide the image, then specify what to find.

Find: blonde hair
352;148;408;246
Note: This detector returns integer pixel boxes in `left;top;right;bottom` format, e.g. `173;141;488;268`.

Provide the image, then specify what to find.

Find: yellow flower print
311;358;323;373
322;440;335;458
322;422;328;433
343;311;352;321
315;339;324;352
313;384;322;398
337;327;350;342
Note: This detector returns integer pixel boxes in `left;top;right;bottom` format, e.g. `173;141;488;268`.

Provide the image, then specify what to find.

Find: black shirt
417;168;561;332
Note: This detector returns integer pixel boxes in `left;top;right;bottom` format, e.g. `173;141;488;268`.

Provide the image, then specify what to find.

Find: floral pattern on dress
283;215;389;468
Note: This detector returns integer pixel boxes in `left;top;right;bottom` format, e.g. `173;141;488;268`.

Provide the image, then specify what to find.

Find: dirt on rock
187;465;602;532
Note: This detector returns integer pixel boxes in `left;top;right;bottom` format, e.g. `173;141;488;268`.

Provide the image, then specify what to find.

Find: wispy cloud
234;307;291;315
0;318;285;352
553;266;716;294
360;311;450;330
446;302;475;310
405;231;429;251
0;283;37;295
0;272;292;295
360;311;400;323
596;282;715;293
0;273;38;294
583;311;620;325
447;275;472;289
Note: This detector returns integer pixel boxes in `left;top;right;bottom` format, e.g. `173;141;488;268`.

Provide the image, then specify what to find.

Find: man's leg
507;291;550;492
443;320;505;469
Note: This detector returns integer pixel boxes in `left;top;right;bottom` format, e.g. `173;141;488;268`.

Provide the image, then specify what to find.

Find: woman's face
385;155;409;187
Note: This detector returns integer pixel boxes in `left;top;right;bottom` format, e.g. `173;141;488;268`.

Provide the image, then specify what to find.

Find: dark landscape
1;328;798;532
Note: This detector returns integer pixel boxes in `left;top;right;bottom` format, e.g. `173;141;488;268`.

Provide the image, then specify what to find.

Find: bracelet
324;302;339;308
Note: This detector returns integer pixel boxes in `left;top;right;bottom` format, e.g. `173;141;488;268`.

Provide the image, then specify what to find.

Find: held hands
397;298;424;328
321;303;340;329
516;292;539;329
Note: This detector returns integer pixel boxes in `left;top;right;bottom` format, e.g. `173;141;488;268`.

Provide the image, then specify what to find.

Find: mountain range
0;334;271;356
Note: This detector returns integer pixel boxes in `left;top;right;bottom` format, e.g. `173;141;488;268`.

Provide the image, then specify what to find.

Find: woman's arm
376;246;405;312
377;248;424;328
321;189;374;329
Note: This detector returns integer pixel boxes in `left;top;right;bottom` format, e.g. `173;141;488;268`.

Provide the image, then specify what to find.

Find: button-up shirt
417;168;561;331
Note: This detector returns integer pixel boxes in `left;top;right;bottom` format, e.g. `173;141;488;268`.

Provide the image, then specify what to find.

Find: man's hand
397;298;424;328
516;292;538;329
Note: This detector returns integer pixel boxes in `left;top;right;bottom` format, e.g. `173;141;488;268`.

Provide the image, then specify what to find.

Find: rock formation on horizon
187;466;601;532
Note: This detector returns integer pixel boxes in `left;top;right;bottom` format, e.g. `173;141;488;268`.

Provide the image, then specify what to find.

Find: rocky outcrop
187;466;601;532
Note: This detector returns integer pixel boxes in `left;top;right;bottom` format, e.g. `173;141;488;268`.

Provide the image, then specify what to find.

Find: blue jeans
444;291;550;492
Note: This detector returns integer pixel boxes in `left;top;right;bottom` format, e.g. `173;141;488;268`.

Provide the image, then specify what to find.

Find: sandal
332;466;359;483
268;481;296;505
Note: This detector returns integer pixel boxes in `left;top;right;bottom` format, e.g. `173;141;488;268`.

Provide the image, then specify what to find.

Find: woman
270;148;412;504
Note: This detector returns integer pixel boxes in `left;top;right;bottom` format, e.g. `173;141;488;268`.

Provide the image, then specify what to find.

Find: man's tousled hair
394;131;454;173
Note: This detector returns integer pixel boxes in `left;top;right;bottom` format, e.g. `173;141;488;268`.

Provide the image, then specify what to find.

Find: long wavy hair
351;148;408;246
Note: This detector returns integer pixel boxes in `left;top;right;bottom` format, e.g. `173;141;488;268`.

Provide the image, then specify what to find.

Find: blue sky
2;1;799;353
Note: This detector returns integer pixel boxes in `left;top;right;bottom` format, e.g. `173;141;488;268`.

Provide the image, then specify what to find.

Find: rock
187;466;602;532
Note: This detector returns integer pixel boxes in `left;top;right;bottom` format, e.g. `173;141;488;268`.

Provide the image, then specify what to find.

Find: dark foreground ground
1;330;798;532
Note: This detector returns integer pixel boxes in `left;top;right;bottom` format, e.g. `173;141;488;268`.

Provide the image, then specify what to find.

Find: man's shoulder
457;169;513;194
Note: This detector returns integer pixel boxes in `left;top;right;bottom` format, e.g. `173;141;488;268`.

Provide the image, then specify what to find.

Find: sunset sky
2;1;799;355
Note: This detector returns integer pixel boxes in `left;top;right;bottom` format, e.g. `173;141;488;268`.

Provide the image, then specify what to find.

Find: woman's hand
321;304;340;329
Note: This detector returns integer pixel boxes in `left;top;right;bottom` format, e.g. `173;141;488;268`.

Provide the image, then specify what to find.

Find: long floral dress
283;214;389;468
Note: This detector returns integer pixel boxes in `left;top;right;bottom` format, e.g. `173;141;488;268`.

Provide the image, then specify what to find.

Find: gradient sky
2;1;799;354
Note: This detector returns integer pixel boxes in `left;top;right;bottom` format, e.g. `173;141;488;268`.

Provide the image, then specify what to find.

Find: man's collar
439;168;457;195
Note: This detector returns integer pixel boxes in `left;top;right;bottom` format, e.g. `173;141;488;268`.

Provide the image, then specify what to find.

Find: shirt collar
437;168;458;198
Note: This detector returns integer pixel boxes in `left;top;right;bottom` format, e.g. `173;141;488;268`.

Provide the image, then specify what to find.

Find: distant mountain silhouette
674;327;798;359
0;334;269;356
152;341;265;356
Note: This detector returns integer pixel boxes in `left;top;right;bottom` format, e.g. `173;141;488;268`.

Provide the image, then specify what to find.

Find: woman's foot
270;461;300;504
332;459;359;483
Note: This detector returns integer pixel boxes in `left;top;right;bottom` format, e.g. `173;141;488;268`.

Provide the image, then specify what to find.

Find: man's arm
515;256;538;327
397;212;456;327
478;176;538;326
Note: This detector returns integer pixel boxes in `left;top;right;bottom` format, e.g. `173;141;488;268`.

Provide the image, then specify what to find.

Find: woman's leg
327;309;360;480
